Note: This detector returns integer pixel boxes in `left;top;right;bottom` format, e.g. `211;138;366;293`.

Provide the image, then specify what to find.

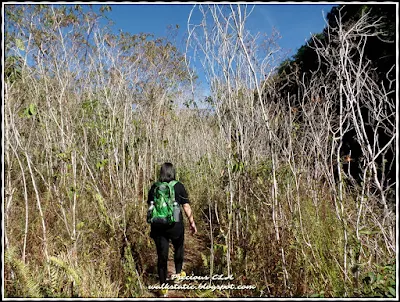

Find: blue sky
102;3;337;58
97;3;337;97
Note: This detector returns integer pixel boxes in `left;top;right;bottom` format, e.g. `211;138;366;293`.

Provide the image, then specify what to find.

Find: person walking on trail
147;162;197;297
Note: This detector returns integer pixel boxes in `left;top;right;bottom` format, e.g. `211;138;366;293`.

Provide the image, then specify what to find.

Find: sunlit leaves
15;38;25;50
96;159;108;170
21;103;37;118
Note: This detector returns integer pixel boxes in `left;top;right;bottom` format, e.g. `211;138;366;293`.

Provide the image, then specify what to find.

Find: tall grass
4;4;395;298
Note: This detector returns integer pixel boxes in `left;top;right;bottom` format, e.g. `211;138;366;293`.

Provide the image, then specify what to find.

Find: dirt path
144;228;208;298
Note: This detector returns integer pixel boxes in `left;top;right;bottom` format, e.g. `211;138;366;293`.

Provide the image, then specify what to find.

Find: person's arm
183;203;197;234
175;182;197;234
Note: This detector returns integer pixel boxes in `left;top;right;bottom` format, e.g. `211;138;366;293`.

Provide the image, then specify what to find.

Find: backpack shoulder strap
169;180;179;187
168;180;178;202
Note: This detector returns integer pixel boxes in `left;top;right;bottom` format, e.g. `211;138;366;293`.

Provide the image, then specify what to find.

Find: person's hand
189;221;197;235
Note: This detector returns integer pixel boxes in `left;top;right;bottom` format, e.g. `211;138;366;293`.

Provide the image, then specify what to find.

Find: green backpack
148;180;179;225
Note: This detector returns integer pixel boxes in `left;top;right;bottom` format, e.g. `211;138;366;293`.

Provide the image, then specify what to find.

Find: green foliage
4;55;23;83
201;252;209;269
15;38;25;51
81;99;99;114
21;103;38;118
56;151;71;162
310;291;325;298
4;248;42;297
121;243;143;297
360;261;396;297
96;159;108;170
94;193;114;233
48;256;81;296
290;192;347;297
231;160;245;174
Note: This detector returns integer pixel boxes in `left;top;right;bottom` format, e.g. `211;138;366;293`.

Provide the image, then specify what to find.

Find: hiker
147;162;197;297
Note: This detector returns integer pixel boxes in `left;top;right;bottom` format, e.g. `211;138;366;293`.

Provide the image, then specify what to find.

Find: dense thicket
274;4;396;188
4;4;396;298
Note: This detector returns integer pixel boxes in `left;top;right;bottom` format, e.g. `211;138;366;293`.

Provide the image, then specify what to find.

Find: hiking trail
142;227;208;298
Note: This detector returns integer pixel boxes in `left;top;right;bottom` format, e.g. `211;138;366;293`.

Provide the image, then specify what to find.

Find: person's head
159;162;176;182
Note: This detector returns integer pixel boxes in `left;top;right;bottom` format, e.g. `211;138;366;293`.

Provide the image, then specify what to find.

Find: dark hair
159;162;176;182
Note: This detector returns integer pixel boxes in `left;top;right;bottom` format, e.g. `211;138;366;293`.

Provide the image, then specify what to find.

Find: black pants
152;224;184;285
